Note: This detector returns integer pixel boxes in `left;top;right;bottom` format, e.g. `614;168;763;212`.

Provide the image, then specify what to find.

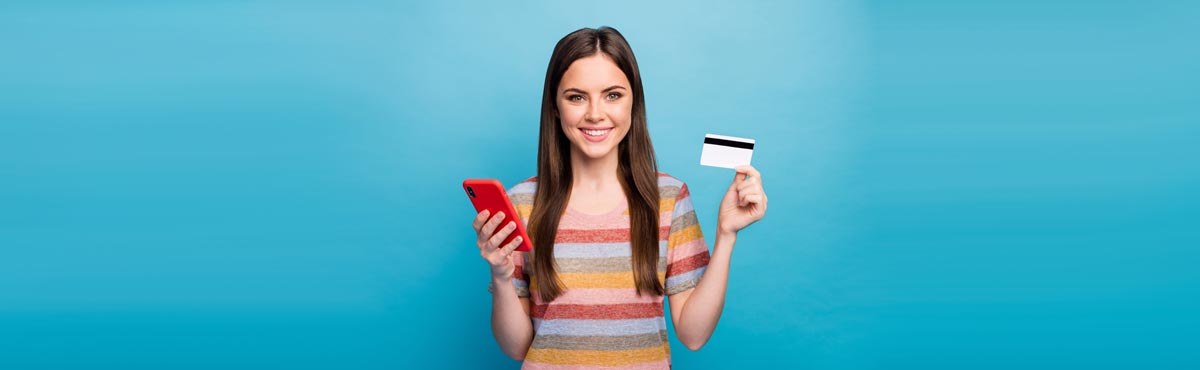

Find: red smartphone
462;179;533;252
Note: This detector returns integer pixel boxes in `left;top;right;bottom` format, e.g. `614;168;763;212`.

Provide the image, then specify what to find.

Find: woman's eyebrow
560;86;628;95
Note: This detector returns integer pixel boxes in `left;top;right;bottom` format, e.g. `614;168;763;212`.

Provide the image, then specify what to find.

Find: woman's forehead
560;55;630;91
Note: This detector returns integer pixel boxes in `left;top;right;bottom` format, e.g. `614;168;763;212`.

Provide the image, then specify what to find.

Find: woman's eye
606;93;622;100
567;95;584;102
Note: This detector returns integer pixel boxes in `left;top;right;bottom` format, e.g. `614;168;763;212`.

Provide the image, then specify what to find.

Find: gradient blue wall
2;1;1197;369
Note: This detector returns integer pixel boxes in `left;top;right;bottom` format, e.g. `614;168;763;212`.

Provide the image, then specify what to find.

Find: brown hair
528;26;661;302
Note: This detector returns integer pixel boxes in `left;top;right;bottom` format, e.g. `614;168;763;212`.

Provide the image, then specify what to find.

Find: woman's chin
576;144;617;160
582;149;614;159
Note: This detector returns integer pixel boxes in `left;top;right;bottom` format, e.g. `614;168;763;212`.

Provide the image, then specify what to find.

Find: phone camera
466;186;476;198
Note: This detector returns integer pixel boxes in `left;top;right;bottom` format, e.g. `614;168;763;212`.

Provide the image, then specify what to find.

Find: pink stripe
559;214;630;229
551;288;661;305
669;238;707;259
522;358;671;370
559;212;676;230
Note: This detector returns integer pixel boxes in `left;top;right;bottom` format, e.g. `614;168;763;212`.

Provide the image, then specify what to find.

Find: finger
737;176;759;192
734;165;762;183
729;170;744;190
739;188;761;200
500;235;523;256
738;187;762;204
744;194;763;206
487;221;517;249
480;211;506;241
473;210;491;231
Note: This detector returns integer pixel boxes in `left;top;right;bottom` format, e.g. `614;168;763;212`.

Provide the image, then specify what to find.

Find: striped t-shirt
494;173;711;369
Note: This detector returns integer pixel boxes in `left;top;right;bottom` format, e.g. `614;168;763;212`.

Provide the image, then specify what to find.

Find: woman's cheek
559;108;582;128
607;105;631;125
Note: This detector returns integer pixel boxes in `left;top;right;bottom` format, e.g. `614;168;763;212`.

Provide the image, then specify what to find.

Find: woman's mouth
580;127;613;143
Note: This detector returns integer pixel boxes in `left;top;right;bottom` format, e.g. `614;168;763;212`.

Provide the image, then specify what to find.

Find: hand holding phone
465;179;533;280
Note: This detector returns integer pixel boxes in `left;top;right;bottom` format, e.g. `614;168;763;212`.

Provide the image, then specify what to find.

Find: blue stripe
657;175;684;188
666;266;705;289
554;241;668;258
508;181;537;194
673;196;694;215
532;318;666;336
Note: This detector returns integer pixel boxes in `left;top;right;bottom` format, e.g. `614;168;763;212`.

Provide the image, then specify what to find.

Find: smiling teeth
583;129;610;136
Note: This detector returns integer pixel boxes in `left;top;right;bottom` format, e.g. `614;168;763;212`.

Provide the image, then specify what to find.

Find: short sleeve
665;183;711;296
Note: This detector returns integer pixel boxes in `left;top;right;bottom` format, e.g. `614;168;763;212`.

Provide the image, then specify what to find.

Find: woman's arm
491;280;533;360
669;165;767;351
474;210;535;360
669;230;736;351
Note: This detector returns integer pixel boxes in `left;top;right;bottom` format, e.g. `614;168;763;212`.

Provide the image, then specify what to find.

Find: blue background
2;1;1197;368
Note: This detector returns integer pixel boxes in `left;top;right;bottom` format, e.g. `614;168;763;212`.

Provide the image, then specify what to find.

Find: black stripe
704;137;754;150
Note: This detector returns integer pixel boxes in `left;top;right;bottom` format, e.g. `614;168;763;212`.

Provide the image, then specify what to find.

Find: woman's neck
569;146;621;193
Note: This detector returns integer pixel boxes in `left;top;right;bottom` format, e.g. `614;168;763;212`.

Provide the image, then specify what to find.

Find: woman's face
556;54;633;161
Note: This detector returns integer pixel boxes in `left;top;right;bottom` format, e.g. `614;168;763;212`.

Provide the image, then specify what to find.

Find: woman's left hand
717;165;768;236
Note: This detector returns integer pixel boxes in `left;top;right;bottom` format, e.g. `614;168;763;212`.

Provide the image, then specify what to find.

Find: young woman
472;27;768;369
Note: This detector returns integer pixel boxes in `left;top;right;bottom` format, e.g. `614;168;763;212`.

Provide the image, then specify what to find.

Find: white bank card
700;134;755;169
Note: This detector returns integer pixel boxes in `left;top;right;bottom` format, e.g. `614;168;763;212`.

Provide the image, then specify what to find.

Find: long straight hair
529;26;662;302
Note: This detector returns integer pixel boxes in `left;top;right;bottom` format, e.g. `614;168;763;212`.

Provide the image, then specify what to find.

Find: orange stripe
525;342;670;366
515;205;533;221
668;224;703;248
557;271;668;289
521;358;672;370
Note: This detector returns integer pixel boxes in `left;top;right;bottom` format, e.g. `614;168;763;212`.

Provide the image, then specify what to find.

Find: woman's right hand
473;210;524;280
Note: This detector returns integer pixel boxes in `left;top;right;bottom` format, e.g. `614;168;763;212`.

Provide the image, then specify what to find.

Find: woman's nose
585;100;603;122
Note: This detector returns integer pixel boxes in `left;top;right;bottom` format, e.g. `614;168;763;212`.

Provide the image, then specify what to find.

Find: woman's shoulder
656;171;686;188
507;176;539;193
657;172;690;201
506;176;538;218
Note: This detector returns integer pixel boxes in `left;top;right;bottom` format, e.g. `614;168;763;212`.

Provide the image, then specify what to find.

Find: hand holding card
699;133;767;235
717;164;768;236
